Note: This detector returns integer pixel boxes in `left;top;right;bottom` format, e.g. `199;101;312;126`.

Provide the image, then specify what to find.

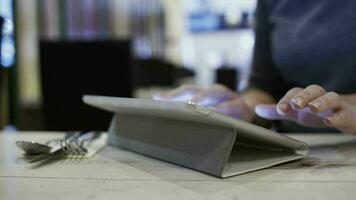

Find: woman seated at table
155;0;356;133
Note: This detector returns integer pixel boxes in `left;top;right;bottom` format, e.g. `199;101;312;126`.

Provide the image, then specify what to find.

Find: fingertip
323;117;333;126
254;105;266;118
254;104;263;114
254;104;272;113
254;104;279;120
277;103;289;116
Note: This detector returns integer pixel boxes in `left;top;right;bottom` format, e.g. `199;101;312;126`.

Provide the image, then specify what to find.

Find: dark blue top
249;0;356;132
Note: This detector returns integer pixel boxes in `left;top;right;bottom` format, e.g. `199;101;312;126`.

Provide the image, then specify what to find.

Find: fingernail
324;117;333;125
309;101;322;112
291;97;304;109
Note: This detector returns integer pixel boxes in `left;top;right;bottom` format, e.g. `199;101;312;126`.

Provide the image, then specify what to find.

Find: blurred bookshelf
37;0;165;58
17;0;166;104
15;0;168;130
184;0;256;33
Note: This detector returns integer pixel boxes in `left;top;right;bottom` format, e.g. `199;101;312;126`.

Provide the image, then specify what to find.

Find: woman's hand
153;84;255;121
255;85;356;133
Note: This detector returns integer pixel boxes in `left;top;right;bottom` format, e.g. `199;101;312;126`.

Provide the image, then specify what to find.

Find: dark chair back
39;40;132;131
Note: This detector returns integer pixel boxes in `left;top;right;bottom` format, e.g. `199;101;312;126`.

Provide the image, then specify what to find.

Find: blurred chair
216;68;238;90
39;40;132;131
132;59;174;87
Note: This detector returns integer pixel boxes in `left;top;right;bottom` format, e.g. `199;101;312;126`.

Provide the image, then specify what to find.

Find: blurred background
0;0;256;131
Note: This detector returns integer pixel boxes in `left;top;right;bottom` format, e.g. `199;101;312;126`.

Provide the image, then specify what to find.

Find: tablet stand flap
221;142;305;178
108;114;306;178
108;115;237;177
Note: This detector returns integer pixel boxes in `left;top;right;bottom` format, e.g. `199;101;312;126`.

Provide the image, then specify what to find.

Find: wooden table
1;131;356;200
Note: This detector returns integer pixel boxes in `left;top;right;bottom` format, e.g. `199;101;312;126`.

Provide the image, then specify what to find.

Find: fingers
255;104;288;120
153;84;198;101
191;91;219;106
154;84;237;107
290;85;326;110
256;104;327;127
211;98;254;121
277;87;302;116
191;85;237;106
308;92;342;113
278;85;330;114
274;84;356;132
275;85;338;128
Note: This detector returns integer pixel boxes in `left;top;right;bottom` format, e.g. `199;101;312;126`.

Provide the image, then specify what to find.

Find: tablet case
83;95;308;178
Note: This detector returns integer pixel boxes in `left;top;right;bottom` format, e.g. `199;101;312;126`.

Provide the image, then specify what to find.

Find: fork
59;131;97;156
29;132;97;163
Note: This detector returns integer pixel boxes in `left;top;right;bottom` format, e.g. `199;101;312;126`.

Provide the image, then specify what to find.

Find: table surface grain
1;131;356;200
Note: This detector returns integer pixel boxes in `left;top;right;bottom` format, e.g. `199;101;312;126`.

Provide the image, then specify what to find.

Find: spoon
15;141;52;155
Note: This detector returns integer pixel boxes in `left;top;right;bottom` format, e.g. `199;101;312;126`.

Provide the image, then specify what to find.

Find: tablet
83;95;308;177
